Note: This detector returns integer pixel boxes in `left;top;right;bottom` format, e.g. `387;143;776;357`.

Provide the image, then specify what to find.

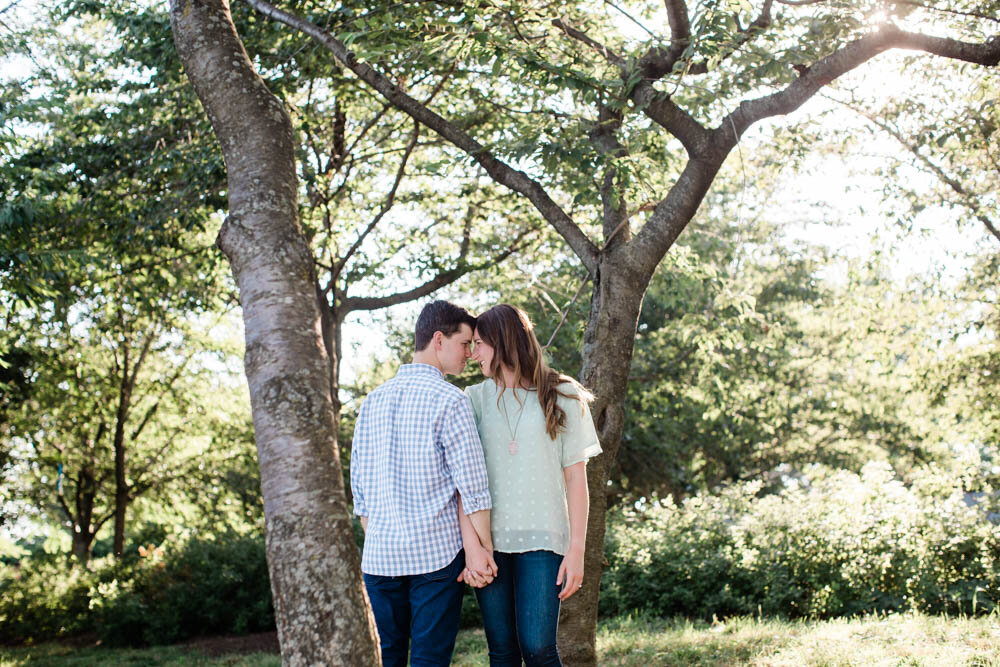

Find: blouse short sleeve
463;384;482;423
558;386;602;467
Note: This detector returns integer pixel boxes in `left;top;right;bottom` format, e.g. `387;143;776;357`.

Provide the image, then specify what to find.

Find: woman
461;304;602;666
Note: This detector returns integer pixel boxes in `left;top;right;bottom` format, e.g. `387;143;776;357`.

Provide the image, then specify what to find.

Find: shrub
1;530;274;647
90;532;273;646
600;461;1000;620
0;555;99;644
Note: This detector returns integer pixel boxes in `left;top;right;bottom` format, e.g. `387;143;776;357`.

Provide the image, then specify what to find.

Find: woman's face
471;329;495;377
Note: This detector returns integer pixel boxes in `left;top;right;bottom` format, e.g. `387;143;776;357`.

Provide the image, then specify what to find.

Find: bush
0;556;99;644
600;461;1000;620
90;532;273;646
0;531;273;647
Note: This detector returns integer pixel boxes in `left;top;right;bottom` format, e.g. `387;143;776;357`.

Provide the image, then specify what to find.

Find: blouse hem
493;546;567;556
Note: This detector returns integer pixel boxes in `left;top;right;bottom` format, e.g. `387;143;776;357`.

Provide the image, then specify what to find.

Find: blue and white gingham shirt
350;363;492;576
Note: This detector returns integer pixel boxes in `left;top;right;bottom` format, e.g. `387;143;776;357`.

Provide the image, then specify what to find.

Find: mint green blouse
464;380;602;555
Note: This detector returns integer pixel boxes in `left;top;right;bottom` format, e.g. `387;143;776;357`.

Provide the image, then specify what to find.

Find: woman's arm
557;461;588;600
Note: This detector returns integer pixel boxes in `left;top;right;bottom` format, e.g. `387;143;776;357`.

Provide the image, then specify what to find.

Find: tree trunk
68;465;99;566
317;284;340;416
558;251;648;666
318;294;358;506
71;531;94;565
113;345;132;557
317;293;353;504
112;415;128;558
169;1;380;664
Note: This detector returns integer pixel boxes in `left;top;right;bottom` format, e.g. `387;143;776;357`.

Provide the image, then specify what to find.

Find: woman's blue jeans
474;550;563;666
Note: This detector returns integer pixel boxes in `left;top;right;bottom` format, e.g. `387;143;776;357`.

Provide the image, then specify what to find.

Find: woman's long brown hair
475;304;593;440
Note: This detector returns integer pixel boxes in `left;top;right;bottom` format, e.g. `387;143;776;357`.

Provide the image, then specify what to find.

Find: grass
0;644;279;667
590;612;1000;667
2;612;998;666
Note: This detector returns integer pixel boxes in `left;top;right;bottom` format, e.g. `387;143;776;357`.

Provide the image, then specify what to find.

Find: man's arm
350;400;370;530
457;494;495;587
440;395;492;515
442;394;495;585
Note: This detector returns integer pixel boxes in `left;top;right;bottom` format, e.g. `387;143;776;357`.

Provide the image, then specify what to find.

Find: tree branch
837;98;1000;244
93;510;116;533
244;0;599;275
56;487;76;525
718;25;1000;151
625;0;694;82
458;197;475;259
341;226;537;313
551;19;625;67
632;82;711;155
551;17;710;158
331;119;421;285
602;0;659;41
553;19;708;160
129;348;198;442
664;0;692;53
896;0;1000;24
131;427;186;495
685;0;774;76
128;326;158;394
588;104;627;158
630;155;727;280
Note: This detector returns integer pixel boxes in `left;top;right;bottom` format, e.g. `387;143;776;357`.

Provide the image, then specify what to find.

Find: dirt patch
181;631;280;657
55;632;100;648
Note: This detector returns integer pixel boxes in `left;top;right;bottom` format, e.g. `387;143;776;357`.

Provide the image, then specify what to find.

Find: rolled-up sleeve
350;400;369;517
441;394;492;514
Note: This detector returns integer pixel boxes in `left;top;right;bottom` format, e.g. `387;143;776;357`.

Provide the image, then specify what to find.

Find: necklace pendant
508;439;518;455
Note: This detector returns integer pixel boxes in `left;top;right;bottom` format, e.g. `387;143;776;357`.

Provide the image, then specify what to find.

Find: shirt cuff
563;442;603;468
460;492;492;514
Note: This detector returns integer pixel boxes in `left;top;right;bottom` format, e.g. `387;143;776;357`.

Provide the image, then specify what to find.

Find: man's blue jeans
363;550;465;667
474;550;563;666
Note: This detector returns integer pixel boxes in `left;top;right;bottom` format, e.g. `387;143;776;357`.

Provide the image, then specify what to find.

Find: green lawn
3;612;998;666
587;613;1000;666
0;644;279;667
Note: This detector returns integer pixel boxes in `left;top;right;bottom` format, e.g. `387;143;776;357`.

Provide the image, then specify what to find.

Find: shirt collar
397;363;445;379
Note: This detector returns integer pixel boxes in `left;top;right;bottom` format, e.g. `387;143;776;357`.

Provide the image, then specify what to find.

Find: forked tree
173;0;1000;663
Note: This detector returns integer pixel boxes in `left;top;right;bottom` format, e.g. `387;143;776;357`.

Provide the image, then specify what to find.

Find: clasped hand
457;544;497;588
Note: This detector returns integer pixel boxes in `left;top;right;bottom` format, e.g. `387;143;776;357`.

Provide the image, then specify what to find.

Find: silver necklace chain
499;390;526;456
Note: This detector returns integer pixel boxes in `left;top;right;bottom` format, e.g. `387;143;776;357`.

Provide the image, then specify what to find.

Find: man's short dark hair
414;300;476;351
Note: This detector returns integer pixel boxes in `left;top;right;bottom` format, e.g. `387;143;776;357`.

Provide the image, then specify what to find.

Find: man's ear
432;330;444;349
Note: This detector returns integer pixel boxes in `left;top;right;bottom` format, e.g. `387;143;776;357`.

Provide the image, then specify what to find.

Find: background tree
0;5;234;560
830;54;1000;244
944;252;1000;466
77;0;542;463
2;294;249;564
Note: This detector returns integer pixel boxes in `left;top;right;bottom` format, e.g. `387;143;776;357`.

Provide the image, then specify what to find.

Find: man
351;300;495;666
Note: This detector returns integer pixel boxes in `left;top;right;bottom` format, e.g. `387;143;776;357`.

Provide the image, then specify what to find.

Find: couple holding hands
351;300;601;666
